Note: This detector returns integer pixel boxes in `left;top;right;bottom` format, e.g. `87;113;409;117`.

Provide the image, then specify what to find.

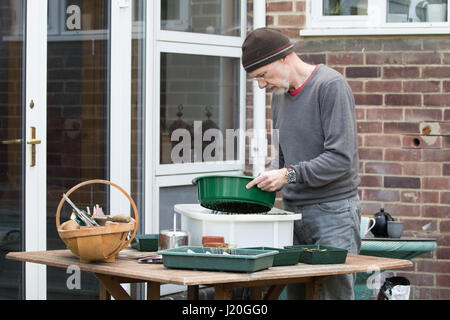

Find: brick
295;39;346;53
365;162;402;175
402;135;441;149
422;205;450;218
299;53;326;65
344;39;382;52
414;287;450;300
358;148;383;160
384;122;420;134
360;175;382;187
403;80;440;93
346;67;380;78
423;149;450;162
348;80;363;93
403;52;441;65
354;94;383;106
384;148;421;161
383;39;422;51
423;177;450;190
423;38;450;50
383;67;420;79
385;94;422;106
395;271;435;286
444;164;450;176
436;247;450;260
365;80;401;93
327;53;364;65
355;107;365;120
444;53;450;64
366;108;403;121
266;2;293;12
441;192;450;204
365;135;401;147
295;1;306;12
441;220;450;232
357;121;382;133
424;94;450;107
402;218;437;232
366;53;401;65
422;66;450;78
405;108;442;121
383;203;420;217
444;136;450;148
437;275;450;288
363;189;400;202
444;81;450;92
416;259;450;274
403;163;441;176
278;14;305;26
401;191;439;203
385;176;421;189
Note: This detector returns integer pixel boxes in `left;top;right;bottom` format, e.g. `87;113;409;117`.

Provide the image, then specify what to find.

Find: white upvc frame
22;0;133;299
302;0;450;36
151;0;247;178
110;0;132;219
144;0;247;237
25;0;47;300
154;41;246;176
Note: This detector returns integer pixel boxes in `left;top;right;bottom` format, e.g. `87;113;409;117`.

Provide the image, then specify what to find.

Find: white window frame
152;0;247;177
302;0;450;36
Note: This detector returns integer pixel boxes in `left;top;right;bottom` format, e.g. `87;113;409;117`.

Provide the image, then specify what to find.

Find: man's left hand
246;168;288;192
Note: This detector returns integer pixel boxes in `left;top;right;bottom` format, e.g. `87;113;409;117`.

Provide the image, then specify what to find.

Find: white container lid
174;204;302;222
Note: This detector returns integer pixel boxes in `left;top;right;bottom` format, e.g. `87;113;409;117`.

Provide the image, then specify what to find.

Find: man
242;28;361;300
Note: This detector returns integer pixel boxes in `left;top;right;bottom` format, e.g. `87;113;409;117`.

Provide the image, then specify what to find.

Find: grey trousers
284;195;362;300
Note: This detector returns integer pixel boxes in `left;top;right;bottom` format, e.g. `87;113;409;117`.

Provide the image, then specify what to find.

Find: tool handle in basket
56;179;139;255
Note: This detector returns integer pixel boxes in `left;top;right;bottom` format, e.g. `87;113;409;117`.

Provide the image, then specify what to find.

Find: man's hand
246;168;289;192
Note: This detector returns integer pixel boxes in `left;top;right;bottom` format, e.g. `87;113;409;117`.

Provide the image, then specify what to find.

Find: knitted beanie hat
242;28;294;73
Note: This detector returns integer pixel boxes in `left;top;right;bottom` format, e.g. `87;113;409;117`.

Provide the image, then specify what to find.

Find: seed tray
243;247;300;266
131;234;159;252
284;245;348;265
157;246;278;273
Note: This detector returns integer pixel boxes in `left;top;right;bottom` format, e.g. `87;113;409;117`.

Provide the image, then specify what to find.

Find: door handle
1;138;22;144
27;127;41;167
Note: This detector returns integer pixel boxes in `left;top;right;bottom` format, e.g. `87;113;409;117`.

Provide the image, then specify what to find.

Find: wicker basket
56;179;138;263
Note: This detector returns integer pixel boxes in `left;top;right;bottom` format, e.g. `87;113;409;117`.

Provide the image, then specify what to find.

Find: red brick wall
247;0;450;300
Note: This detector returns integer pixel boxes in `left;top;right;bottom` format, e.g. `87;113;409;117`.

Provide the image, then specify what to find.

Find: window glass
323;0;368;15
387;0;448;23
160;53;240;165
161;0;241;36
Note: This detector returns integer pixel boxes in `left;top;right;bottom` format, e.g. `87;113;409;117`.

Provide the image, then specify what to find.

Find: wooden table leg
305;277;325;300
250;287;262;300
95;274;132;300
214;284;233;300
264;285;285;300
187;285;199;300
99;282;111;300
147;281;161;300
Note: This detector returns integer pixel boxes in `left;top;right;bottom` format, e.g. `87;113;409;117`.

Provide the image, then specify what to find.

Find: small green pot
192;175;276;213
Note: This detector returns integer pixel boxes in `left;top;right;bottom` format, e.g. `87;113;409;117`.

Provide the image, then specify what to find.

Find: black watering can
371;208;394;238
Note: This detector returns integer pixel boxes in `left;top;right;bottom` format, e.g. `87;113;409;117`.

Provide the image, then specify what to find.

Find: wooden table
6;249;412;300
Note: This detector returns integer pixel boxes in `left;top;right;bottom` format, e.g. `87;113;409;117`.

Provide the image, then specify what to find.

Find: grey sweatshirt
270;64;360;206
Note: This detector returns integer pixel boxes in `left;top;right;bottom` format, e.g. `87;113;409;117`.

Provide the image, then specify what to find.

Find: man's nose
257;79;267;89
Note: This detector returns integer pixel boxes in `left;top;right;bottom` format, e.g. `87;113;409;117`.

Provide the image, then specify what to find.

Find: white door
0;0;133;299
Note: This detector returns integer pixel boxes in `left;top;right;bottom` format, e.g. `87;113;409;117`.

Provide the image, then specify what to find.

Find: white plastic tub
175;204;302;248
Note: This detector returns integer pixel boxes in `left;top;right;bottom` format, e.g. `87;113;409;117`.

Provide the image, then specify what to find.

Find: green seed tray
131;234;159;251
284;245;348;265
243;247;300;266
157;246;278;273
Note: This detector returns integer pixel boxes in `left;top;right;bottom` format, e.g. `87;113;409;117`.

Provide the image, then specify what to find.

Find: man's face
249;59;290;95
